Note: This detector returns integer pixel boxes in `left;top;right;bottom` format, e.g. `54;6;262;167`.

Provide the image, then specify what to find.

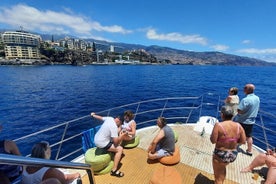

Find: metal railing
14;93;220;161
2;93;273;183
0;153;95;184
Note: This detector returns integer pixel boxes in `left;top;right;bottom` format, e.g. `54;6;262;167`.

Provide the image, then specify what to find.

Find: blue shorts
156;149;171;158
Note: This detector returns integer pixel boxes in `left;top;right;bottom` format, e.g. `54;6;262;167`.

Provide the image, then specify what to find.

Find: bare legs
241;153;276;184
266;167;276;184
108;144;123;171
241;153;266;172
212;156;228;184
148;152;159;160
247;136;253;153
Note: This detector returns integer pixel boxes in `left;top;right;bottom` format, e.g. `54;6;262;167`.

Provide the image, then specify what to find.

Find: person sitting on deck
119;110;137;141
90;112;128;177
0;124;22;184
241;148;276;184
147;117;175;160
21;141;81;184
210;106;246;184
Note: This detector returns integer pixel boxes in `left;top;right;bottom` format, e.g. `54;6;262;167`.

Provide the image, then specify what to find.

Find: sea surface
0;65;275;155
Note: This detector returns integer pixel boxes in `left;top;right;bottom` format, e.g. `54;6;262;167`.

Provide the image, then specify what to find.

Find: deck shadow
194;173;214;184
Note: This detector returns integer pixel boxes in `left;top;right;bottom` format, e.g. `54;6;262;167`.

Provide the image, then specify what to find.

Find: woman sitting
22;141;80;184
120;110;137;141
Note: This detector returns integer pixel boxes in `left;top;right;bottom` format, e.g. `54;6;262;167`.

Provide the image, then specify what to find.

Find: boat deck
75;124;266;184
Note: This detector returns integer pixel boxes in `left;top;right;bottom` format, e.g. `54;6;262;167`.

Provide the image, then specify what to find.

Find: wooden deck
75;124;266;184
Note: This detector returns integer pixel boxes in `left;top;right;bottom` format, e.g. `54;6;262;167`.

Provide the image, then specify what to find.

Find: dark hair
124;110;135;120
114;115;123;123
158;117;167;126
221;106;233;120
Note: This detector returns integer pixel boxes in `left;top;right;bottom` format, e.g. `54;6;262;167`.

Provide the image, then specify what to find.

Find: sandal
246;150;253;156
110;170;124;177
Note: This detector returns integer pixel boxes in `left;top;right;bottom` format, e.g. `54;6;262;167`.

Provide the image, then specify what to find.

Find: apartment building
1;31;42;60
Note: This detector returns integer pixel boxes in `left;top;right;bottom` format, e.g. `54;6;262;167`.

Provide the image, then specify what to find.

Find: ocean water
0;65;275;154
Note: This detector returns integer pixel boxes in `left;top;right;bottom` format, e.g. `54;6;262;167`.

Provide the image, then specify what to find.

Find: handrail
10;93;275;170
0;154;95;184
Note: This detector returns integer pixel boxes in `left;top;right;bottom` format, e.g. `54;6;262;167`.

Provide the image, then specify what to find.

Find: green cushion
85;147;111;172
94;161;114;175
173;130;178;143
122;136;140;148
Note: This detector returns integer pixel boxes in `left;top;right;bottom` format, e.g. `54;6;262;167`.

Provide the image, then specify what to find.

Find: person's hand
266;149;274;155
76;172;81;179
91;112;95;117
120;130;127;135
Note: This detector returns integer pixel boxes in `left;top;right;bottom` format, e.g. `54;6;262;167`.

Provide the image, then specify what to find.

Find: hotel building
1;31;42;60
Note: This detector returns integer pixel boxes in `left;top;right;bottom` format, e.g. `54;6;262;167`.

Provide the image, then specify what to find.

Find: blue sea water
0;65;275;154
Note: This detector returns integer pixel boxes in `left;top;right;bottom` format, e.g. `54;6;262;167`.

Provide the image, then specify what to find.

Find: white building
2;31;42;59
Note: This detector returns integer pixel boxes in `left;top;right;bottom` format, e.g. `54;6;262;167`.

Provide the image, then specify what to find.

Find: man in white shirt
91;112;128;177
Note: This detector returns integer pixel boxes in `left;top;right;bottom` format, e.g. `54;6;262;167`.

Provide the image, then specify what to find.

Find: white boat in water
1;93;275;184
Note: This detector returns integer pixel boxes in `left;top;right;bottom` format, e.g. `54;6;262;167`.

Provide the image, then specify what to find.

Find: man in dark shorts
234;84;260;156
90;112;128;177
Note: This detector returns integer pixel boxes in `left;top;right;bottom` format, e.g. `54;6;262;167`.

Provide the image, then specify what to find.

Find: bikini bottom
214;148;238;163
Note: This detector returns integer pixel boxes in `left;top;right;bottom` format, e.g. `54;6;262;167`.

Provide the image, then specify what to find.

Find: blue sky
1;0;276;62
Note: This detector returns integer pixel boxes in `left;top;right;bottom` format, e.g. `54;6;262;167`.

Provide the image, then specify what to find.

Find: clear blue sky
1;0;276;62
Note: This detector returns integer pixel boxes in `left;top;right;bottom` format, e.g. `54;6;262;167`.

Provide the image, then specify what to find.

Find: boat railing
0;153;95;184
7;93;275;177
254;109;276;151
11;93;219;161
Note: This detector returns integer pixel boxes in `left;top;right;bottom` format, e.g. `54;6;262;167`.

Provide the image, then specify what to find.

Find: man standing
234;84;260;156
91;112;127;177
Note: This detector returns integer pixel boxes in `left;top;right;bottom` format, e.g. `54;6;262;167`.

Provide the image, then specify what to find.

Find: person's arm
225;96;231;103
266;149;276;158
90;112;103;121
147;130;164;153
128;120;136;136
210;123;219;144
112;131;127;146
43;168;80;184
6;140;21;156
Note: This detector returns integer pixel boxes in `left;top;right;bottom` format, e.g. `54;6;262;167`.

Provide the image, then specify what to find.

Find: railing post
160;99;168;117
259;114;269;149
55;123;70;160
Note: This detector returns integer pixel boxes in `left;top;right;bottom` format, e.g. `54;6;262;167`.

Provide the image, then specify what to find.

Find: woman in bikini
210;106;246;184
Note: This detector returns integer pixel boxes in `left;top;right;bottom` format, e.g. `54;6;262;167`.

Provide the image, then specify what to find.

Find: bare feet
240;167;252;173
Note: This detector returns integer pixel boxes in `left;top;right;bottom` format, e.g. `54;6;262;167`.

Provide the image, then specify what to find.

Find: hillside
109;43;274;66
40;34;276;66
1;30;275;66
85;38;275;66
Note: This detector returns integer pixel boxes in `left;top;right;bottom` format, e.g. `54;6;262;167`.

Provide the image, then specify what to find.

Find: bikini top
217;123;240;143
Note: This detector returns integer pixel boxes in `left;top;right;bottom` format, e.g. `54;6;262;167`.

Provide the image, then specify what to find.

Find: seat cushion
94;161;114;175
159;146;180;165
85;147;111;172
122;136;140;148
173;130;178;143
